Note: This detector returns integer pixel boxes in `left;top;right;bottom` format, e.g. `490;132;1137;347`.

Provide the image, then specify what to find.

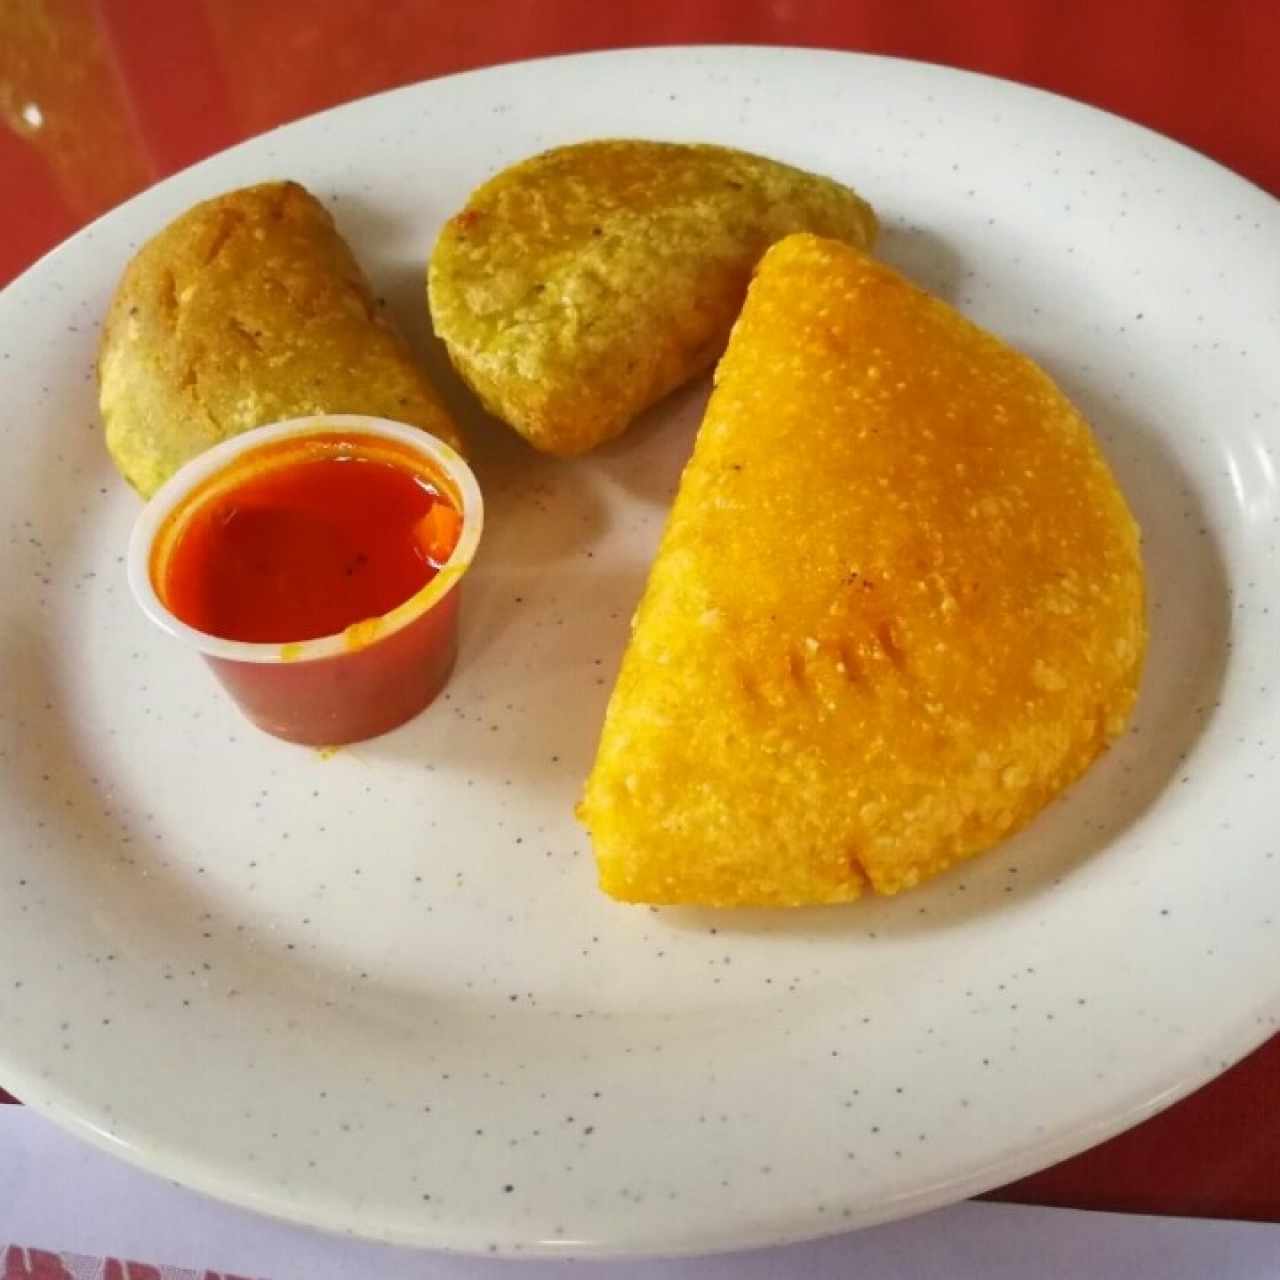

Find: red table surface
2;0;1278;1225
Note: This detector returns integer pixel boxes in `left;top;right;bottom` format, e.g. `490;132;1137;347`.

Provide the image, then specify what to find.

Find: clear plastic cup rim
126;415;484;665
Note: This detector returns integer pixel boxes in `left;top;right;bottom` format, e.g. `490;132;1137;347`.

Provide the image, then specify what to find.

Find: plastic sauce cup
127;415;484;746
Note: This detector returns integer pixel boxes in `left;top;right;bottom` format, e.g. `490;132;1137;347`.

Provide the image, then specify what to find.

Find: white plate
1;46;1278;1257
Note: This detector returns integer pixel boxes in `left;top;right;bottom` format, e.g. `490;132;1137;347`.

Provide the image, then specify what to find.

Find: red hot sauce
160;445;460;644
149;431;469;746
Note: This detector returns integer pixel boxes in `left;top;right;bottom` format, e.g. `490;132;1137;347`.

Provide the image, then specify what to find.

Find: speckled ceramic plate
2;46;1278;1257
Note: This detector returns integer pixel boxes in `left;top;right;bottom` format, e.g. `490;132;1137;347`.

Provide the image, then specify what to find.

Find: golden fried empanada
100;181;461;497
579;234;1145;906
428;141;876;456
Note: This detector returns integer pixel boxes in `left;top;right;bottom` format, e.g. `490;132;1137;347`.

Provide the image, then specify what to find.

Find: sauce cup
127;414;483;746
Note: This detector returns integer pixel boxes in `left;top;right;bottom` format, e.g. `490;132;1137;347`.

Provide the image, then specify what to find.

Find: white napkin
0;1106;1275;1278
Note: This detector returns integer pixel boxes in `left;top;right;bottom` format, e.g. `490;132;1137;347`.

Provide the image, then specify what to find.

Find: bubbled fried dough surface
579;234;1146;907
99;181;461;497
428;140;877;456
